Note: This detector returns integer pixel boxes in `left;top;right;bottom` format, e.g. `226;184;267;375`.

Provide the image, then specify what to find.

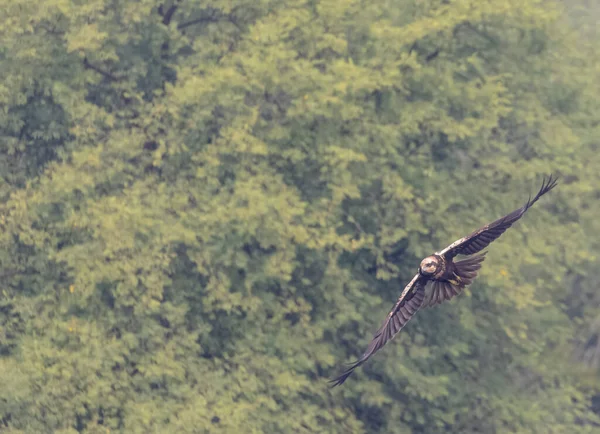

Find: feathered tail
425;252;487;306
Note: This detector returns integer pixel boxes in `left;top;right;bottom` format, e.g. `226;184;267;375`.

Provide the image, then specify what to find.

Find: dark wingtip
329;369;355;388
540;174;559;195
526;174;558;209
546;174;559;191
329;358;365;387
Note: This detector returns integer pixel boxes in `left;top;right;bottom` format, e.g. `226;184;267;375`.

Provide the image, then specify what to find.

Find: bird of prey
330;175;558;386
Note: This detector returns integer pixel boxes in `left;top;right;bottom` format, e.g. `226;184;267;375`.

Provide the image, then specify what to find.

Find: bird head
419;255;440;276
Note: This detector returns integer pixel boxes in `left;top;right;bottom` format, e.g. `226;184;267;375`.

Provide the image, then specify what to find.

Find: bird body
330;175;558;387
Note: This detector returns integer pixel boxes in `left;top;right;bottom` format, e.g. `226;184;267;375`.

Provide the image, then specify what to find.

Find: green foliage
0;0;599;432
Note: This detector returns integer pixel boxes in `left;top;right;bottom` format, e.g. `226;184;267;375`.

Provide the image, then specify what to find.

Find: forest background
1;0;600;433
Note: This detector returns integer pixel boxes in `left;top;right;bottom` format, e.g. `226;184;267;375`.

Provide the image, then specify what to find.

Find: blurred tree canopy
0;0;599;432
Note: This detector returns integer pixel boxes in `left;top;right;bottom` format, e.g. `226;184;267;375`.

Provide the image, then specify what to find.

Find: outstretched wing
438;175;558;259
330;274;427;387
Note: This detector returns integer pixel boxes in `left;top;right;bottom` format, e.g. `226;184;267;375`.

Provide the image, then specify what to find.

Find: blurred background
0;0;599;432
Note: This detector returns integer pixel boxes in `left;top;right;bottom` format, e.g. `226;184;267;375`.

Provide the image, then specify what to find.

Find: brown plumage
330;175;558;387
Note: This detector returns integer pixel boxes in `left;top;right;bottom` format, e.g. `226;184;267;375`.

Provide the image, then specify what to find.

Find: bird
330;175;558;387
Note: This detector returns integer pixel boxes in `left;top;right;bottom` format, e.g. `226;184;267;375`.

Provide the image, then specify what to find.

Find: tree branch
177;16;219;30
159;1;182;26
83;58;123;82
425;48;440;62
0;270;20;279
38;22;65;36
462;21;497;46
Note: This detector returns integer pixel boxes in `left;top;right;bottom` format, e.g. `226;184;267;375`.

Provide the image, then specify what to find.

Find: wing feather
330;274;426;387
439;175;558;259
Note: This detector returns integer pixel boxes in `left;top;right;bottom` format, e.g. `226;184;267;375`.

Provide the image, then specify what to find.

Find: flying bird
330;175;558;386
